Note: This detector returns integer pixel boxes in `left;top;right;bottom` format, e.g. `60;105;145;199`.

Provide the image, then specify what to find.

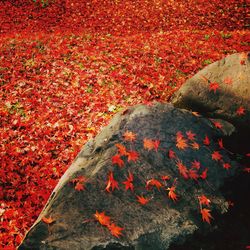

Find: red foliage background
0;0;249;248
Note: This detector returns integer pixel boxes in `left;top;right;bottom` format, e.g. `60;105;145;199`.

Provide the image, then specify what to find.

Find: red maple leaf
189;169;199;180
112;154;124;168
153;140;160;151
200;168;208;179
211;120;223;129
211;151;222;161
168;149;176;159
203;135;210;146
94;211;111;226
146;179;163;190
186;130;196;140
191;160;201;170
75;182;85;191
200;208;213;224
236;106;245;116
137;195;150;205
198;195;211;206
123;131;136;142
108;223;124;238
105;172;119;192
167;186;178;202
127;150;139;162
209;82;219;93
218;139;224;149
176;160;189;179
161;175;171;181
223;163;231;170
115;143;127;156
123;172;134;192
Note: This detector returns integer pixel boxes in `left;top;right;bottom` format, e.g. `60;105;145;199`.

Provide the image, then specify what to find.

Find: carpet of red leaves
0;0;249;249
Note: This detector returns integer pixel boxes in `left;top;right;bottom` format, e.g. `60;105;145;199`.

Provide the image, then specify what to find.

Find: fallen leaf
200;208;213;224
211;151;222;161
112;154;124;168
115;143;127;156
203;135;210;146
200;168;208;179
209;82;219;93
108;223;124;238
105;172;119;192
186;130;196;140
167;186;178;201
198;195;211;206
42;216;55;224
236;106;245;116
168;149;176;159
123;131;136;142
127;150;139;162
137;195;150;205
176;160;189;179
94;211;111;226
146;179;163;190
223;163;231;170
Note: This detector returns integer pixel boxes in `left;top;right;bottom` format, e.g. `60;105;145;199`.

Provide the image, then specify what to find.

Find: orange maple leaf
223;77;233;85
176;160;189;179
167;186;178;202
211;151;222;161
191;142;200;150
105;172;119;192
137;195;150;205
108;223;124;238
198;195;211;206
123;131;136;142
146;179;163;190
176;135;188;150
127;150;139;162
115;143;127;156
94;211;111;226
42;216;55;224
200;208;213;224
112;154;124;168
143;138;155;151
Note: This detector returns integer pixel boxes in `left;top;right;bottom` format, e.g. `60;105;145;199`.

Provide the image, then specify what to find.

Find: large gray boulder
19;103;239;250
171;52;250;136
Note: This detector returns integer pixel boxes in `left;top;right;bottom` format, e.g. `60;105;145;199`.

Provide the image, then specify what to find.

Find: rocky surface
171;52;250;137
19;103;240;250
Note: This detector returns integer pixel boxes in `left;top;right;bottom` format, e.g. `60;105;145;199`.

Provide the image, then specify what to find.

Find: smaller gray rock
171;52;250;136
